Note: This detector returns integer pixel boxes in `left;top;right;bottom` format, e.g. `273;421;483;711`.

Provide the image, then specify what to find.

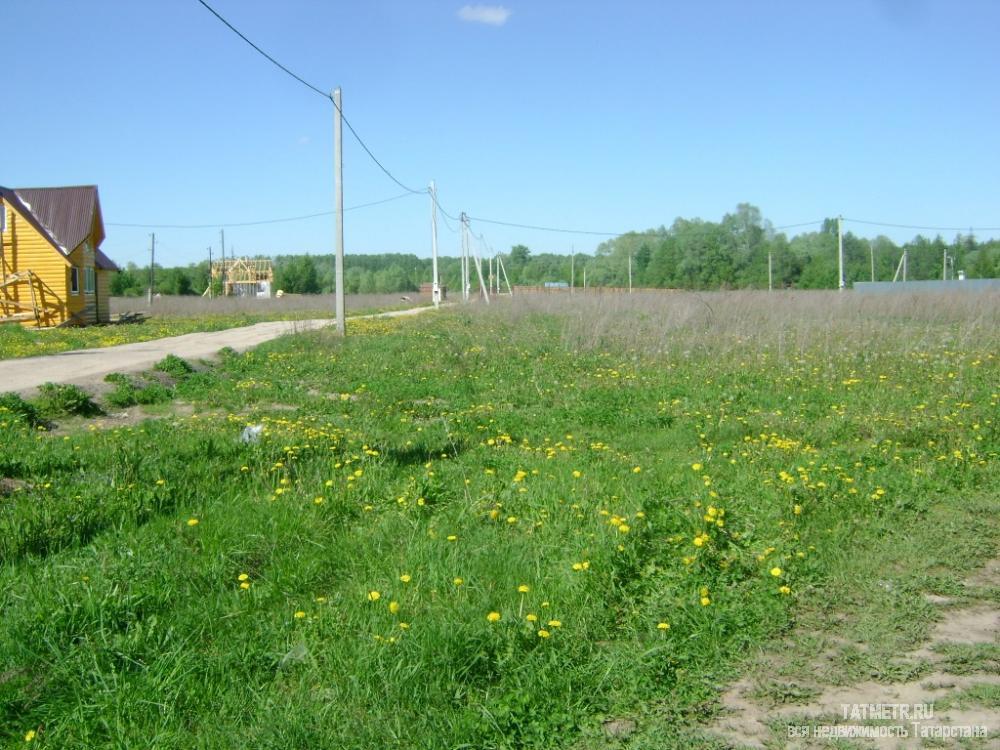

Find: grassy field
0;293;428;360
1;291;997;748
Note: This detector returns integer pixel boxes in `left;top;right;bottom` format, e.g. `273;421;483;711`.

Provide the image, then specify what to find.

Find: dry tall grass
481;289;1000;358
111;292;432;318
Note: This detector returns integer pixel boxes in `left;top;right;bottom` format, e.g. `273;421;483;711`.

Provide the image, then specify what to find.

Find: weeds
0;292;997;748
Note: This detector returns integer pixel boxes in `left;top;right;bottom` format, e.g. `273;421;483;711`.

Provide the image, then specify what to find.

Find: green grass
0;295;997;748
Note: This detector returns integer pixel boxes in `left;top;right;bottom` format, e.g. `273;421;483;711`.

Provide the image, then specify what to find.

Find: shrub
34;383;102;418
135;382;172;405
0;392;43;427
104;373;139;408
154;354;195;379
103;373;173;408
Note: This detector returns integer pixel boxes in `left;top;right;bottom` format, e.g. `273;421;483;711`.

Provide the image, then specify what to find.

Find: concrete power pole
837;215;845;291
333;87;346;336
869;241;875;282
460;212;470;302
207;246;213;299
220;228;226;297
429;181;440;308
942;247;948;281
147;232;155;306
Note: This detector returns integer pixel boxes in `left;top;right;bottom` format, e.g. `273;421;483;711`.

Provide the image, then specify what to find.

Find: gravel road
0;306;435;395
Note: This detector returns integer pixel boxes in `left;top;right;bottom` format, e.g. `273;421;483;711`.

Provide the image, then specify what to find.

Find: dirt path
1;306;435;395
709;560;999;748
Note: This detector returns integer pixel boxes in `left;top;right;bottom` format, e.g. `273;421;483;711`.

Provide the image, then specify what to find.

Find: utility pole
497;252;513;295
460;212;470;302
869;241;875;282
583;265;587;290
333;87;346;336
837;215;845;291
471;237;490;304
570;249;575;294
147;232;155;306
942;247;948;281
429;181;440;308
219;228;226;296
768;251;773;291
207;246;213;299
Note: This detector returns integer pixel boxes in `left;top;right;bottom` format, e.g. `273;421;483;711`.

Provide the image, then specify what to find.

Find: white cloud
457;4;511;26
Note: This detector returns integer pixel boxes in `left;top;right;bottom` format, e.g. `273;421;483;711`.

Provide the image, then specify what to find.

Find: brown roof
0;185;116;270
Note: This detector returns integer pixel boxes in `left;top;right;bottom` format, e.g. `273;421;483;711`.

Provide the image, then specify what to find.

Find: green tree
276;256;320;294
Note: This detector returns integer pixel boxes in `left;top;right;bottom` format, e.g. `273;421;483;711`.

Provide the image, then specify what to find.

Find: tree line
110;204;999;296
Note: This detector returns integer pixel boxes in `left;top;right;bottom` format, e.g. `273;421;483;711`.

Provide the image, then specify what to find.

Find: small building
0;185;117;326
207;257;274;298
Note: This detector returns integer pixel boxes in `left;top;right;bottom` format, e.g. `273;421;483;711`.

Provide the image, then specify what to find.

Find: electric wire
843;218;1000;232
107;192;418;229
195;0;424;196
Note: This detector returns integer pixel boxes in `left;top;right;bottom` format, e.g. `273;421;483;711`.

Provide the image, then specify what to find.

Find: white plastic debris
241;424;264;443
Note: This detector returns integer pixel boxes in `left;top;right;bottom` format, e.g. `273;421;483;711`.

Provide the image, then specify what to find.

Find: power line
467;215;824;238
195;0;329;99
106;192;418;229
196;0;424;196
844;217;1000;232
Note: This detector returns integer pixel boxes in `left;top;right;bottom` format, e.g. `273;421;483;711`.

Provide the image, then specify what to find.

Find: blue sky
3;1;998;267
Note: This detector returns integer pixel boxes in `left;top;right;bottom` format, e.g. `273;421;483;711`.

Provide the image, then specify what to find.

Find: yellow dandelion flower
572;470;582;478
526;613;538;622
186;518;199;527
367;590;381;602
453;577;464;586
487;611;501;622
293;610;306;619
24;730;36;742
517;584;530;593
770;567;782;577
691;463;703;472
537;629;551;638
632;466;642;473
618;524;630;533
313;497;324;505
547;619;562;628
693;536;705;547
399;574;412;583
779;585;791;595
700;596;711;606
389;601;400;615
446;535;458;542
239;582;251;590
793;504;802;515
238;573;249;581
657;622;670;630
399;622;410;629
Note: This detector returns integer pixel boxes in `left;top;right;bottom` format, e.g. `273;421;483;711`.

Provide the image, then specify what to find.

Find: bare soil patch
710;561;1000;748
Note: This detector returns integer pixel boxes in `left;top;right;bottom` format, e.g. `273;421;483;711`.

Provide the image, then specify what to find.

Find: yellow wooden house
0;185;117;327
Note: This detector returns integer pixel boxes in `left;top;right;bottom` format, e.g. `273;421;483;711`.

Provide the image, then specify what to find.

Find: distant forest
111;204;999;296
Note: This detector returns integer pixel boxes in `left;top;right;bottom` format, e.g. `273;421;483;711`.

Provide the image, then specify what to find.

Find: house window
84;267;95;294
70;267;80;295
0;207;6;234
